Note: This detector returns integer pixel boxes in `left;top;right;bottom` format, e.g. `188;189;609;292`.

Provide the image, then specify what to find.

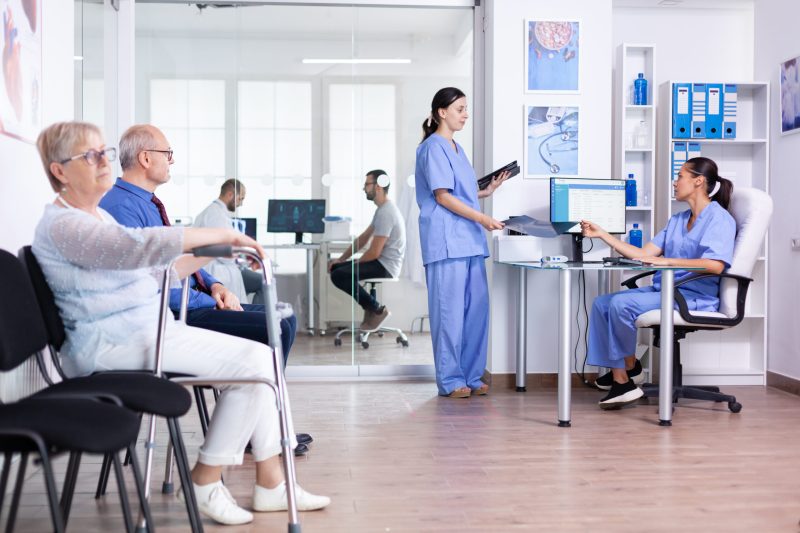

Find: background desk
262;243;320;335
496;260;701;427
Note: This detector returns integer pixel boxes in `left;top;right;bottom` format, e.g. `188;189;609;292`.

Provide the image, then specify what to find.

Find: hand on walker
228;230;265;260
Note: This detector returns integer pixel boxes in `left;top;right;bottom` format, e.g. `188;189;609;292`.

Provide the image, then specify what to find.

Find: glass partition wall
78;2;474;375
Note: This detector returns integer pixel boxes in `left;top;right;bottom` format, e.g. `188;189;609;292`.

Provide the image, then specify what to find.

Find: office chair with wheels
624;187;772;413
0;250;153;533
333;278;409;349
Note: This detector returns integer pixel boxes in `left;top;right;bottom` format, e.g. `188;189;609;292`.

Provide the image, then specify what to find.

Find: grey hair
119;124;157;170
37;121;103;192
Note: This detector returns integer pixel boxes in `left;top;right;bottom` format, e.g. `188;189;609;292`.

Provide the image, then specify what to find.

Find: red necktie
151;195;209;294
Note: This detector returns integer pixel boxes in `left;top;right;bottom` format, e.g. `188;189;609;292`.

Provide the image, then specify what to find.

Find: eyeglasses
59;147;117;166
145;149;174;163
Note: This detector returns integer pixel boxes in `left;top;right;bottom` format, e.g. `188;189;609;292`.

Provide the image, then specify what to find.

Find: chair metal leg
162;441;175;494
127;446;155;533
135;413;158;532
167;417;204;533
38;448;65;533
5;451;28;533
111;452;135;533
59;451;82;525
0;452;12;513
193;386;210;437
95;453;112;498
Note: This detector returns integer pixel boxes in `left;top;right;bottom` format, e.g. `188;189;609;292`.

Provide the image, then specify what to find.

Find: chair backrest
719;187;772;318
19;246;67;350
0;249;50;372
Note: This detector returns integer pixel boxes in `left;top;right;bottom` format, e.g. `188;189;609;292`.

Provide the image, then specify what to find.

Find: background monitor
232;217;257;240
267;199;326;243
550;178;627;234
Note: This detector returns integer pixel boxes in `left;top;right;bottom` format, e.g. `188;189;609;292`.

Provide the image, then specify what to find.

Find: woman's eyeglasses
59;147;117;166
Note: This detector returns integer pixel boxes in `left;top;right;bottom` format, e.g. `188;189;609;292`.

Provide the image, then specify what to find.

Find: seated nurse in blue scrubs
580;157;736;410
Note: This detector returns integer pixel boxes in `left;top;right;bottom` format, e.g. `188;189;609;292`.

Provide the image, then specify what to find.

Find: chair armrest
31;391;126;407
671;272;752;326
620;270;656;289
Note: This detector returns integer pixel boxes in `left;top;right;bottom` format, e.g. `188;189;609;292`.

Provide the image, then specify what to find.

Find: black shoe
598;379;644;410
296;433;313;445
294;443;309;456
595;359;644;391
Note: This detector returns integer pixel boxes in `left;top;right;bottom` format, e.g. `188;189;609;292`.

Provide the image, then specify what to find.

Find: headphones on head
373;171;390;188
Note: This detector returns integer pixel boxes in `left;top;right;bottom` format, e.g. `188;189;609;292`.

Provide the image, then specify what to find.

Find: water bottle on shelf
635;120;648;148
633;73;648;105
625;174;637;207
629;223;643;248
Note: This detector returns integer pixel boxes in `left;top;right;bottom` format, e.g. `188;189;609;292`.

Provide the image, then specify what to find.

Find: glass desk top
495;260;703;271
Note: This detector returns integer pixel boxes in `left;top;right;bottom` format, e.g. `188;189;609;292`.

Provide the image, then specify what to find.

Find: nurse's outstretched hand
480;214;504;231
580;220;604;238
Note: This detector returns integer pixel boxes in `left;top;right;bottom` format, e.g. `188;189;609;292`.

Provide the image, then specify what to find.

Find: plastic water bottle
634;73;648;105
625;174;637;207
629;223;643;248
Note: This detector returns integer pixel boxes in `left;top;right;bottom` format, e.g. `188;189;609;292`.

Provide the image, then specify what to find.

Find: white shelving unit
657;80;770;386
613;43;656;378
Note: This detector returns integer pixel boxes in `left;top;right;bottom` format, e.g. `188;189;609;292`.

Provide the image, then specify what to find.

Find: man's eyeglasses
59;147;117;166
145;149;174;163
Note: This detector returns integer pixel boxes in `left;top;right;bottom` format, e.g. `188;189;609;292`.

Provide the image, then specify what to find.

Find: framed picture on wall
525;20;580;93
0;0;42;143
780;55;800;135
524;105;579;179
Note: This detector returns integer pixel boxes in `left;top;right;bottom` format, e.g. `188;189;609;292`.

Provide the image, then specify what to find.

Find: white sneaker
178;481;254;525
253;481;331;512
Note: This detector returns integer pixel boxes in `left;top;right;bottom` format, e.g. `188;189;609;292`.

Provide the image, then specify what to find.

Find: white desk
496;260;701;427
262;243;320;335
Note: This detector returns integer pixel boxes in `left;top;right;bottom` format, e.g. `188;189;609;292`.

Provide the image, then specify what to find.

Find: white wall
0;2;74;253
485;0;613;374
753;0;800;380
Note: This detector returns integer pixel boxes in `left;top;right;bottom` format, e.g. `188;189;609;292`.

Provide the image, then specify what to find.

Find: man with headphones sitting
328;169;406;332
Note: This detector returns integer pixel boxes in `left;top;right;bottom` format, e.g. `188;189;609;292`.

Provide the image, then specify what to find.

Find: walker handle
192;245;234;258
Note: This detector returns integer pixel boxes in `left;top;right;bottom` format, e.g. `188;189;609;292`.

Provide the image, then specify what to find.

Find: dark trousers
182;304;297;365
330;260;391;312
240;267;266;306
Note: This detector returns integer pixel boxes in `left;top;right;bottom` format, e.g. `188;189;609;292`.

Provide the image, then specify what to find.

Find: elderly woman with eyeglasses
31;121;330;525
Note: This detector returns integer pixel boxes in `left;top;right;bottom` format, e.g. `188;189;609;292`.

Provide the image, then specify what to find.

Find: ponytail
685;156;734;210
420;87;466;143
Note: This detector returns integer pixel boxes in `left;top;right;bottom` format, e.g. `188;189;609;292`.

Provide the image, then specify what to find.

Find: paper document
502;216;578;238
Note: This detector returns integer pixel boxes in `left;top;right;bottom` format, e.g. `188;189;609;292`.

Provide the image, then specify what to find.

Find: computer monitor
267;199;326;244
550;178;627;262
232;217;257;240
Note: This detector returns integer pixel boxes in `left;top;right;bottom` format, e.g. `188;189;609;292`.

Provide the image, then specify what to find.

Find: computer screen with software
267;199;326;243
232;217;257;240
550;178;627;235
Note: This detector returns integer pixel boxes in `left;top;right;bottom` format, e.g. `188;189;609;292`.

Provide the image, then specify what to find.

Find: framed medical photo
525;20;580;93
524;105;579;179
780;54;800;135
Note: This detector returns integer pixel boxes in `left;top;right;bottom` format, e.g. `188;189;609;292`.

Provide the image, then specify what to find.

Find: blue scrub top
414;133;489;266
651;201;736;311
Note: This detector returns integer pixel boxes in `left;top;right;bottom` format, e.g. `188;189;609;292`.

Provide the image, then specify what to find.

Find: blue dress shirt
100;178;221;311
414;133;489;266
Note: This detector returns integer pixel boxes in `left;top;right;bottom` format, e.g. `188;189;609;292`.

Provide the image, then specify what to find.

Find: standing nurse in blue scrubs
415;87;509;398
580;157;736;409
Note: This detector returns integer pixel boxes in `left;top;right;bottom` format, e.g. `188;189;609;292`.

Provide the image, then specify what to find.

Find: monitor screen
232;217;257;240
267;199;326;235
550;178;626;234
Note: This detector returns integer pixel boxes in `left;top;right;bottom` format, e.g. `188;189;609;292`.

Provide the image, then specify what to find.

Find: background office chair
623;187;772;413
333;277;409;349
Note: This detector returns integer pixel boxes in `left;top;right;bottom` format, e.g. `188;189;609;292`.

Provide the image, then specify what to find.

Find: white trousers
94;320;296;466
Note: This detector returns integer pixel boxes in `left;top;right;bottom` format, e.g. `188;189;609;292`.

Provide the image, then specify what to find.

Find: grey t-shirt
371;200;406;278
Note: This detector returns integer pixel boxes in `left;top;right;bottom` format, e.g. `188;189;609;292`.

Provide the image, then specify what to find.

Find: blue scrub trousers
587;286;701;369
425;256;489;395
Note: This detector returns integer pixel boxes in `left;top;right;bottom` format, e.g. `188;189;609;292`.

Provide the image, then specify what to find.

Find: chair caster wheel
334;338;342;347
728;401;742;413
377;331;384;337
399;338;409;347
361;342;369;349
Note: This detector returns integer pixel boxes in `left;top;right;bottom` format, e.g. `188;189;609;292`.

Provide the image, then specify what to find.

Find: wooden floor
6;381;800;532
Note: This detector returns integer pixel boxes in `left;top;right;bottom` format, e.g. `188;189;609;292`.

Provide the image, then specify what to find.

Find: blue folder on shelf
687;141;702;162
691;83;707;138
671;142;687;197
672;83;692;139
705;83;724;138
723;84;738;139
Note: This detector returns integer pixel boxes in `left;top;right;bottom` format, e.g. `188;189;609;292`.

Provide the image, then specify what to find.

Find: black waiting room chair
0;250;152;532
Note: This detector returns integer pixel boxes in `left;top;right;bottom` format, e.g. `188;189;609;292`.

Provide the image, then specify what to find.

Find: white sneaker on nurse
179;481;254;525
253;481;331;512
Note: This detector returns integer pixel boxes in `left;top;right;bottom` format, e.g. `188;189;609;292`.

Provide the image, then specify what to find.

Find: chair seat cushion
33;372;192;418
635;309;729;329
0;398;139;454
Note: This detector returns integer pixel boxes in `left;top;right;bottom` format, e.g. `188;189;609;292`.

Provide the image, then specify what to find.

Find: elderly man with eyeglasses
99;124;312;455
